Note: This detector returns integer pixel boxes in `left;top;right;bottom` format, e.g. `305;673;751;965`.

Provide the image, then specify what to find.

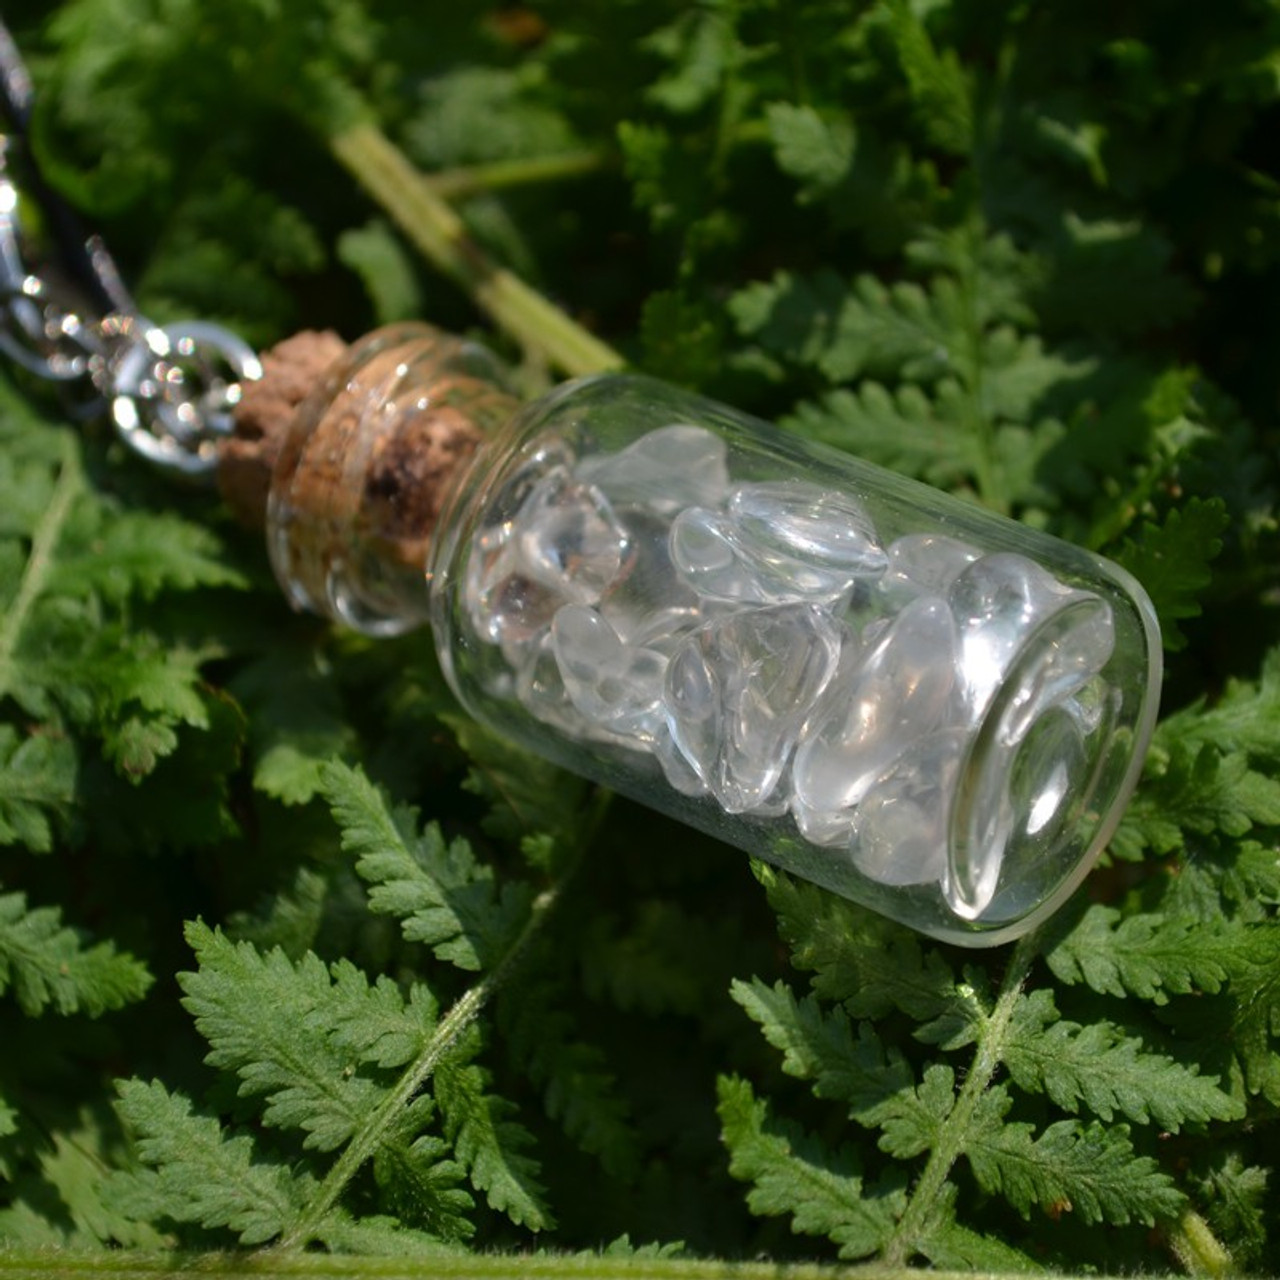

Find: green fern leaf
372;1136;475;1243
111;1080;309;1246
874;1063;959;1161
0;890;151;1016
1112;497;1227;651
1155;646;1280;765
1005;989;1242;1130
435;1036;553;1232
320;761;533;972
1044;904;1233;1001
717;1075;904;1260
729;978;912;1119
760;869;983;1039
179;922;430;1152
967;1117;1184;1226
0;727;76;853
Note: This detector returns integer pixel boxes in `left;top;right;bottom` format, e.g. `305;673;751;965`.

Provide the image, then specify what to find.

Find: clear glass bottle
265;325;1162;947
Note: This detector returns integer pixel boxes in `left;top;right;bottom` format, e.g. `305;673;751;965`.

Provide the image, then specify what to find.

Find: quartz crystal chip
599;506;700;647
727;480;887;577
949;552;1115;730
791;793;857;849
552;604;667;740
516;631;592;737
669;507;766;603
850;729;966;887
879;534;981;606
792;595;958;818
653;725;710;797
665;604;843;814
480;438;575;538
465;535;562;652
515;466;629;605
576;423;730;515
670;505;860;607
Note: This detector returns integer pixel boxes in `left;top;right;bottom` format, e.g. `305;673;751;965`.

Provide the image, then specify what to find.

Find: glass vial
265;330;1163;947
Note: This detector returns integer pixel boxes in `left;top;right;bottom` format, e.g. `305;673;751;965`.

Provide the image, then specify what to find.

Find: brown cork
219;329;349;528
232;323;518;630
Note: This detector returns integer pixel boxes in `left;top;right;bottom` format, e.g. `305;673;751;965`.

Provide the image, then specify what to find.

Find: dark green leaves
320;762;534;972
718;1076;903;1261
0;889;150;1016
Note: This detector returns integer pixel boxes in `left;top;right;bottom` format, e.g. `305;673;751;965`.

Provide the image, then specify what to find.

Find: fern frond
179;922;433;1152
435;1031;554;1231
967;1117;1185;1227
0;890;151;1016
1005;989;1242;1130
111;1080;310;1246
320;762;533;972
717;1075;904;1261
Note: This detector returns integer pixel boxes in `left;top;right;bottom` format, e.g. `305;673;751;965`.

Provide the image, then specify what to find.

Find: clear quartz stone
515;465;629;604
576;423;730;515
669;505;859;607
598;506;700;646
878;533;982;606
949;552;1114;728
466;533;563;653
792;595;958;819
552;604;667;740
850;728;967;887
665;604;843;814
669;506;767;603
515;631;591;737
727;480;887;576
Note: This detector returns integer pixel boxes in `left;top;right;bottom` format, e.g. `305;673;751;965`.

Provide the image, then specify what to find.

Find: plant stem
879;931;1039;1266
1167;1208;1235;1278
423;151;605;201
0;1251;1178;1280
329;123;624;378
0;433;81;701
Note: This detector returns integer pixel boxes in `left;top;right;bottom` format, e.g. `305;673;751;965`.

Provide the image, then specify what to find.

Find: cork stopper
233;323;519;635
220;329;349;528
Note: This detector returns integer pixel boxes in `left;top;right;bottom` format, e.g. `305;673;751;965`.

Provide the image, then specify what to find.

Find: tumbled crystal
669;507;764;603
669;506;858;607
652;724;710;798
727;480;887;576
599;506;700;646
878;533;981;606
665;604;843;814
515;631;591;737
949;552;1114;730
515;466;629;605
792;595;958;817
576;423;730;515
465;535;562;652
850;728;966;887
551;604;667;740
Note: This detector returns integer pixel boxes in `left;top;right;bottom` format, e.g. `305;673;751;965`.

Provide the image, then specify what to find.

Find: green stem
329;124;624;378
879;932;1039;1266
1167;1208;1234;1278
0;433;81;701
423;151;606;201
0;1251;1149;1280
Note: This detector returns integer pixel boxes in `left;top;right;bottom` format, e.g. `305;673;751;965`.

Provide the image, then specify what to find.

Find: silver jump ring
111;321;263;479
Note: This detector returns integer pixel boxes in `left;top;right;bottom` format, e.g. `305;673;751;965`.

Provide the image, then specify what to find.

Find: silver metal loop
111;321;263;478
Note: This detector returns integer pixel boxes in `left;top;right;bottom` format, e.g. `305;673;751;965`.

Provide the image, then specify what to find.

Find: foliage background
0;1;1279;1276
